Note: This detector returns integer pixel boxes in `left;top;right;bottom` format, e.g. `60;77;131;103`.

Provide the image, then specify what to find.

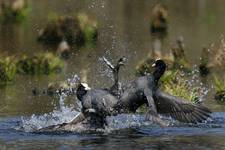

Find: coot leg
144;88;167;127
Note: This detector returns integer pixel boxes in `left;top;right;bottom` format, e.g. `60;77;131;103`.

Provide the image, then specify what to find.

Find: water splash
21;106;79;132
20;69;211;133
106;114;154;131
98;57;114;80
187;65;210;103
176;66;210;103
21;75;81;132
58;74;80;96
88;0;105;9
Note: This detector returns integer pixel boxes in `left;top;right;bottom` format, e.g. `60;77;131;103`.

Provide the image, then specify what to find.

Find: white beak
81;83;91;90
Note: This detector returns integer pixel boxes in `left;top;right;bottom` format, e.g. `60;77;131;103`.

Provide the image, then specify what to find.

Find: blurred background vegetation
0;0;224;116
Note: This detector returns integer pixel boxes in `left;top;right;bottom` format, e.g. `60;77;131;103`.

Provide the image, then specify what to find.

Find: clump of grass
38;16;83;46
38;13;98;48
77;13;98;47
135;37;191;77
16;53;64;75
0;0;28;23
214;75;225;102
0;53;64;86
0;57;17;85
160;71;200;103
214;75;225;92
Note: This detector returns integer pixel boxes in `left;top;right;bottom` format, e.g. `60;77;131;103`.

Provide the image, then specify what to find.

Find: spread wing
154;90;211;123
38;112;85;132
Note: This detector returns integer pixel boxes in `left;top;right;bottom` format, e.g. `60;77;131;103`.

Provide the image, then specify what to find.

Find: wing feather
154;90;211;123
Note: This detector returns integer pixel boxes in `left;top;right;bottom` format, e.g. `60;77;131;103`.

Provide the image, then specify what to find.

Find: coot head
152;59;166;82
77;82;91;101
117;57;126;67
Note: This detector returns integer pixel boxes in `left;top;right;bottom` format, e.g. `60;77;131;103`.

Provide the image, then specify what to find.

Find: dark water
0;0;225;149
0;0;225;115
1;112;225;150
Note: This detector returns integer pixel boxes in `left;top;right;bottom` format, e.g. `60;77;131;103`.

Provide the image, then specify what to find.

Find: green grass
39;13;98;48
16;53;64;75
77;13;98;47
213;75;225;102
0;52;64;86
0;57;17;86
0;1;29;23
214;75;225;92
160;71;200;103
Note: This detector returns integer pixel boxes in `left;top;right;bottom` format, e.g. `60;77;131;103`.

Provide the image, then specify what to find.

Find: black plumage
74;57;126;128
76;83;119;128
153;90;211;123
113;59;166;126
39;59;211;131
113;59;211;125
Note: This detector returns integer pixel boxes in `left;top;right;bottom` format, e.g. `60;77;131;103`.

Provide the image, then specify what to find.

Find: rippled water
1;112;225;149
0;0;224;115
